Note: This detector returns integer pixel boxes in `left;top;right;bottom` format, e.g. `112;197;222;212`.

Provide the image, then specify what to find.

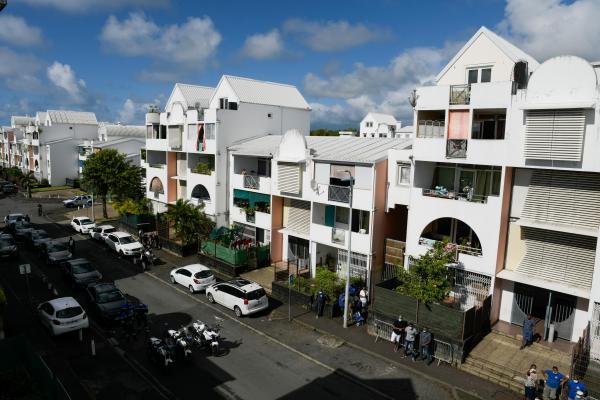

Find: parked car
27;229;51;249
105;232;143;256
37;297;88;336
2;184;17;194
90;225;116;241
170;264;216;293
13;221;34;242
41;241;72;265
63;195;92;208
206;279;269;317
61;258;102;288
4;213;24;228
0;236;18;259
86;282;127;321
71;216;96;234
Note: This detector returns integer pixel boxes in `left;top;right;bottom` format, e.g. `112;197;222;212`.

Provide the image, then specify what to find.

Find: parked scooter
146;337;175;373
190;320;221;356
164;327;194;364
138;245;157;271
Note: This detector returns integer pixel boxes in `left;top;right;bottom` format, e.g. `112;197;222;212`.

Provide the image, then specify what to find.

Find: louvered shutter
278;162;301;194
525;110;585;161
284;199;310;235
517;227;595;289
522;170;600;230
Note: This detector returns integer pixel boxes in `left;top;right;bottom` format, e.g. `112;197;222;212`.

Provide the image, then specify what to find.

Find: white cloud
118;98;137;123
241;29;284;60
0;15;43;47
46;61;88;104
100;12;221;80
283;19;389;52
499;0;600;61
20;0;169;13
0;47;43;92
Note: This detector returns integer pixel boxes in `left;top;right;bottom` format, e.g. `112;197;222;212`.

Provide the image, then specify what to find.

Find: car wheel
189;285;195;294
170;275;176;284
207;293;214;303
119;250;124;257
234;306;242;318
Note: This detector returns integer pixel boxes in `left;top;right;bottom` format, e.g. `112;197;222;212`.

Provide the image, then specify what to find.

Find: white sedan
89;225;116;241
37;297;89;336
71;216;96;234
170;264;216;293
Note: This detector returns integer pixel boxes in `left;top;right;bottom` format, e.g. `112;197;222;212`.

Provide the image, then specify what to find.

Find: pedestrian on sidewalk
391;315;407;353
37;203;42;216
316;289;326;319
521;314;535;350
68;236;75;256
524;364;538;400
404;323;417;360
566;375;587;400
359;287;368;310
419;327;433;365
542;366;566;400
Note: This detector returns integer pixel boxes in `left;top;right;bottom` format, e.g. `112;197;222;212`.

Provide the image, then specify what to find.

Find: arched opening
149;177;164;194
34;160;39;171
419;217;482;255
191;184;210;201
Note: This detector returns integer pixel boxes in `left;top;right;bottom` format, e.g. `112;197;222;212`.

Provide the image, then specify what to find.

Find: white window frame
466;65;493;84
397;163;411;186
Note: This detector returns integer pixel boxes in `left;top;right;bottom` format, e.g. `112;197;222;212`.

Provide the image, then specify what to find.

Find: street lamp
342;170;354;328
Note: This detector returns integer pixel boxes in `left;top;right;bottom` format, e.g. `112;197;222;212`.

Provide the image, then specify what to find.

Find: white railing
421;188;487;204
328;185;350;203
243;174;259;190
418;237;482;257
417;120;445;138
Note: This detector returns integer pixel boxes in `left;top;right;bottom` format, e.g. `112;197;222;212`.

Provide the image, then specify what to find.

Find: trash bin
548;323;555;343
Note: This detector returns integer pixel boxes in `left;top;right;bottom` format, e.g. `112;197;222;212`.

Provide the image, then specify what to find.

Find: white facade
359;112;398;138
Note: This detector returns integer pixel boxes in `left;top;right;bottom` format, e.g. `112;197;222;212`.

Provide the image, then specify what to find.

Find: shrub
314;267;345;298
40;178;49;185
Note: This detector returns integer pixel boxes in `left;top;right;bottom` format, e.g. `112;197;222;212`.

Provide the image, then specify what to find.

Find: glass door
457;169;475;200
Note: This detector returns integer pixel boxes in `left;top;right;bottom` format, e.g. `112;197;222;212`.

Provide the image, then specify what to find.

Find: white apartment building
359;112;400;138
228;131;411;285
388;26;600;347
144;77;311;226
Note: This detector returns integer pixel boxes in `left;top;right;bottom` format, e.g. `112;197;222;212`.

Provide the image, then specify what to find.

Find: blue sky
1;0;599;128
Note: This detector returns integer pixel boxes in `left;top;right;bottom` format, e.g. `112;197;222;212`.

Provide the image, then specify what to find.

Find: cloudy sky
1;0;599;128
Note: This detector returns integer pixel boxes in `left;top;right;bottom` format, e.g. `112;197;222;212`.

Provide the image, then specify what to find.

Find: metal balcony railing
328;185;350;203
450;84;470;105
417;120;445;138
446;139;467;158
243;174;259;190
332;228;346;245
419;237;483;258
422;188;487;204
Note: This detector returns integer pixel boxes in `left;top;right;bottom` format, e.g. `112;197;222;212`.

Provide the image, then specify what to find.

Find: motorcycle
165;327;194;364
146;337;175;373
138;246;157;271
190;320;221;356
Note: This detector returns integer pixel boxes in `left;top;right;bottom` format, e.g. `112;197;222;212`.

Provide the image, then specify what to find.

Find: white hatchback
206;279;269;317
170;264;216;293
71;216;96;234
37;297;89;336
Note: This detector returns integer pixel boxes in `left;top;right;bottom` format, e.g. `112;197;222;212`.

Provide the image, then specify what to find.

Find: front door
288;236;309;268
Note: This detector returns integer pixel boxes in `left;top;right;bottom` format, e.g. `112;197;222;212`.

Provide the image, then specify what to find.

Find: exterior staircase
460;331;572;394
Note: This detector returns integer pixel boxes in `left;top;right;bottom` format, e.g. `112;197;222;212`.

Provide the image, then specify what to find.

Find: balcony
446;139;467;158
417;120;445;138
332;228;346;245
419;237;482;258
243;174;259;190
450;84;470;105
328;185;350;203
311;223;371;253
422;188;487;204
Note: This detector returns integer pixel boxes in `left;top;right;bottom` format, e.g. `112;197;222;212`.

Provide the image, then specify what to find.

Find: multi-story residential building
144;77;311;226
389;26;600;349
359;112;401;138
228;131;411;285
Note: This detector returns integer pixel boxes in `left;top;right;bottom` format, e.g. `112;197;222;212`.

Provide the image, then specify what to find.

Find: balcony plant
193;162;213;175
242;206;255;216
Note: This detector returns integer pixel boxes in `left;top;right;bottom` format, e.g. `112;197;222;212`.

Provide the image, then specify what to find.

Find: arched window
191;184;210;201
149;177;164;194
419;217;482;255
34;160;39;171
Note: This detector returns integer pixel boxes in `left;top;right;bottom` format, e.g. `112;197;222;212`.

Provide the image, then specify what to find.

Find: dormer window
467;67;492;84
219;98;228;109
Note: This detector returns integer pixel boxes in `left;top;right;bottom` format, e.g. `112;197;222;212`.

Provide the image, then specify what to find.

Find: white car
206;279;269;317
4;213;25;227
170;264;216;293
105;232;143;256
90;225;117;241
37;297;89;336
63;195;92;208
71;217;96;234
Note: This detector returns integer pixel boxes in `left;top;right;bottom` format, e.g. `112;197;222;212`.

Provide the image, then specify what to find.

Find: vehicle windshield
56;306;83;319
195;270;213;279
7;215;22;221
97;290;124;304
72;262;95;274
119;236;135;244
245;288;266;300
81;220;94;225
104;228;116;234
48;244;68;253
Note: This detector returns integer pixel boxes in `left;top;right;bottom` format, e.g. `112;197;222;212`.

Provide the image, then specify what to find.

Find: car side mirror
214;287;219;291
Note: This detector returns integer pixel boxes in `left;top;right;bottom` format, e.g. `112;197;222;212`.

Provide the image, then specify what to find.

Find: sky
1;0;600;129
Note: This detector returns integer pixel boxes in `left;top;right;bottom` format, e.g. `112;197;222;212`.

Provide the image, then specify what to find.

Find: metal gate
511;283;534;326
449;267;491;310
549;293;576;341
590;302;600;361
337;250;368;283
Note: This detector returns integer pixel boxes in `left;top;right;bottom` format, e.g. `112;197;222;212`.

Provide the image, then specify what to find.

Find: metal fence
328;185;350;203
446;139;468;158
450;84;470;105
243;174;260;190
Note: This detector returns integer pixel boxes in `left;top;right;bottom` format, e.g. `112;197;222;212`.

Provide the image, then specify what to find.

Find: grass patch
31;185;74;193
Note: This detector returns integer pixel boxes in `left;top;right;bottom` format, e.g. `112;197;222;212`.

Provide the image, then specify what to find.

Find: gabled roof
94;137;145;148
436;26;540;82
11;116;35;127
216;75;311;110
167;83;214;110
363;112;397;126
47;110;98;125
36;111;47;124
99;123;145;138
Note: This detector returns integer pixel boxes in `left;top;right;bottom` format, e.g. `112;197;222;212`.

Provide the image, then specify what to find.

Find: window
205;124;215;140
219;98;228;109
351;209;370;234
257;158;270;177
472;112;506;140
159;125;167;139
335;207;349;225
468;69;478;84
481;68;491;83
366;122;373;128
397;163;411;185
229;102;238;110
267;113;272;118
178;269;191;277
467;67;492;84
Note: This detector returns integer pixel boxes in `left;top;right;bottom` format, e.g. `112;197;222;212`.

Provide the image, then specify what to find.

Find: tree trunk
27;186;31;199
102;195;108;219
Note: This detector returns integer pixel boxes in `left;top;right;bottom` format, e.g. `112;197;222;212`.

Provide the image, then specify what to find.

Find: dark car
86;283;127;322
61;258;102;288
2;184;17;194
0;236;18;259
40;241;72;265
27;229;51;249
13;221;34;242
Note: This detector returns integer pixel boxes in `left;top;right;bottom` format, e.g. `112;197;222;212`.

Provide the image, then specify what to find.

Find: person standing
524;364;538;400
566;375;587;400
521;314;535;350
391;315;407;353
419;327;433;365
25;214;30;223
68;236;75;256
316;289;326;319
542;366;566;400
359;287;368;311
404;323;417;360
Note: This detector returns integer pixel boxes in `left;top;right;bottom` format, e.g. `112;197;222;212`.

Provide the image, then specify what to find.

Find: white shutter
525;110;585;161
284;199;310;235
278;162;301;194
522;169;600;230
518;227;595;289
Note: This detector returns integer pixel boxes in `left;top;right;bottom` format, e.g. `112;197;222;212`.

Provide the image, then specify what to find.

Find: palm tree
165;199;214;245
20;171;37;199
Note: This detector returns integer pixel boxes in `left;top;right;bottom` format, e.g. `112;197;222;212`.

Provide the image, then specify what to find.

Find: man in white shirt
404;323;418;360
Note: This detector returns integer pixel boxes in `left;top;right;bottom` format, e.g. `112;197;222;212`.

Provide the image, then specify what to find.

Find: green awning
233;189;270;207
233;189;250;200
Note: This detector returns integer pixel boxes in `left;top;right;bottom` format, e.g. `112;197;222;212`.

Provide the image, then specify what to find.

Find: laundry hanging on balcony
196;124;205;152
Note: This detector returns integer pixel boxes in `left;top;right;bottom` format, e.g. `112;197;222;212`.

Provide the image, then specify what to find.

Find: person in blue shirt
543;366;567;400
520;314;536;350
566;375;587;400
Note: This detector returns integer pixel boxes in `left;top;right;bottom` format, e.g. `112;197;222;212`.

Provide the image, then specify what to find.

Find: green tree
20;171;37;199
81;149;144;219
165;199;214;245
396;241;455;304
113;198;150;215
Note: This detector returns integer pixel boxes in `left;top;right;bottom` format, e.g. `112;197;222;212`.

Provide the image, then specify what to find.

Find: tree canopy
165;199;215;245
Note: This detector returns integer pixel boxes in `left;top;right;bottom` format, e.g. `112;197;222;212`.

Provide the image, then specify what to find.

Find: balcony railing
419;237;482;258
417;120;445;138
328;185;350;203
243;174;259;190
450;84;470;105
446;139;467;158
148;163;166;169
332;228;346;245
246;212;255;223
422;188;487;204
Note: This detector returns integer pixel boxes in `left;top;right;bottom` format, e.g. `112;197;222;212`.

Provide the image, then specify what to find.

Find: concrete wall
47;140;79;186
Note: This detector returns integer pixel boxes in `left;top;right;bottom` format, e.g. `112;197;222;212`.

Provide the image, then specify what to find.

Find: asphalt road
0;194;458;400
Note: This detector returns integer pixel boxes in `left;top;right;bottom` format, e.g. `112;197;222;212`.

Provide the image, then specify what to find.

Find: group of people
524;364;588;400
390;315;434;365
314;286;368;326
138;230;161;249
